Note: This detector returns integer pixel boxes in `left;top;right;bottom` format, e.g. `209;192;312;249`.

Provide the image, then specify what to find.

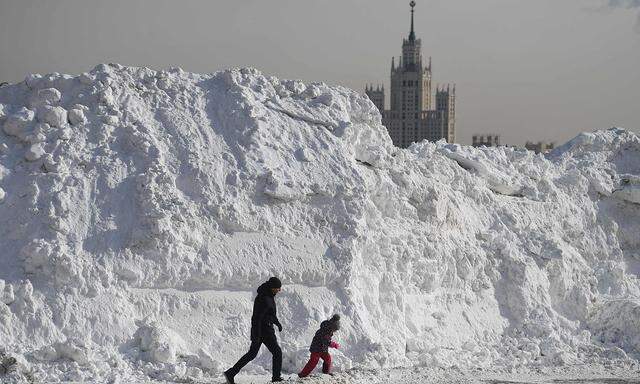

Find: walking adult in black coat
224;277;284;383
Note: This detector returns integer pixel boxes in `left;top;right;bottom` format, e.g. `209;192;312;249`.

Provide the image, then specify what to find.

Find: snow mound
0;64;639;381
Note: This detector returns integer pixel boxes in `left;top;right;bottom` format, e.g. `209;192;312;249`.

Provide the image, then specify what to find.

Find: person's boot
223;370;235;384
272;376;285;382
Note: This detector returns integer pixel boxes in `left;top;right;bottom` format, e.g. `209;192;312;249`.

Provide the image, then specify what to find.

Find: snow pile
0;64;639;382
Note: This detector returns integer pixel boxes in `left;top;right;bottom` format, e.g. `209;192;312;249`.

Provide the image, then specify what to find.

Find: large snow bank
0;64;638;382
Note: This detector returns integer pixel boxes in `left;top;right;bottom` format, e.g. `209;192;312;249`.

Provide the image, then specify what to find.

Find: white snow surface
0;64;639;382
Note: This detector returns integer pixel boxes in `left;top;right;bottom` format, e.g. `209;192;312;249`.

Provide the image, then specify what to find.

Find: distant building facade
472;134;501;147
525;141;555;154
366;1;456;148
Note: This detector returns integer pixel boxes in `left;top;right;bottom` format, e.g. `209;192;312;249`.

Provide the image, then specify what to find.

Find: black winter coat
250;282;282;340
309;320;337;353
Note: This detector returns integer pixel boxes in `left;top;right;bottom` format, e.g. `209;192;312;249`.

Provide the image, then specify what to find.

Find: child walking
298;314;341;378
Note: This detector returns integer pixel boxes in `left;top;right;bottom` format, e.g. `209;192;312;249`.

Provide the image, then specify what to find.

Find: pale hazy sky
1;0;638;145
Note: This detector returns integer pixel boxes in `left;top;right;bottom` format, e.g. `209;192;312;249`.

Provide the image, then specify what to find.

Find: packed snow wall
0;64;639;381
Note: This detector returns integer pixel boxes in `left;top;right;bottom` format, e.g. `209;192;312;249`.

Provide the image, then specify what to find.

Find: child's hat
330;314;341;330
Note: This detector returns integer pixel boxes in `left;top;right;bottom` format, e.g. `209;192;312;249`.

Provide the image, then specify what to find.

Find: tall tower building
366;1;456;147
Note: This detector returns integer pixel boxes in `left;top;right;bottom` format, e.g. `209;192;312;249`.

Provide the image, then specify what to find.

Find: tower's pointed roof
409;1;416;42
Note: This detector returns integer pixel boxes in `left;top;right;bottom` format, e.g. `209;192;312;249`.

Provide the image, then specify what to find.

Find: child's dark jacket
309;320;338;353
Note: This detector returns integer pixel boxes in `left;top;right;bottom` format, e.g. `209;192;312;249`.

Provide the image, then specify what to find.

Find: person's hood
257;282;274;297
320;319;339;332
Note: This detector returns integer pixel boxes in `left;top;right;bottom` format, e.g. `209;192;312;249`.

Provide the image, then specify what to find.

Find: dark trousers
227;332;282;379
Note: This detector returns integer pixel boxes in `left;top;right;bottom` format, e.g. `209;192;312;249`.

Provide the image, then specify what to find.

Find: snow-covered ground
189;365;640;384
0;64;639;383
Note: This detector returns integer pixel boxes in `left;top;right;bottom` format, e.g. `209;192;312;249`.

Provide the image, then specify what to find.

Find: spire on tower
409;1;416;42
